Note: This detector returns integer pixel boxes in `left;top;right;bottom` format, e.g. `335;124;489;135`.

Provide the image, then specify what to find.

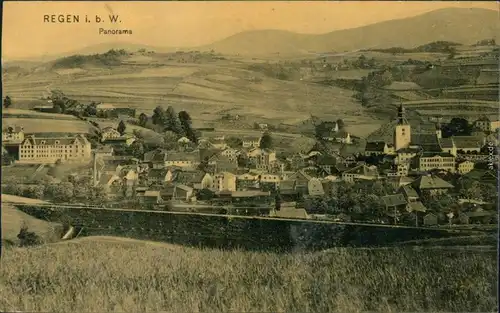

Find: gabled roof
439;138;454;149
411;133;441;151
465;211;495;218
401;185;419;198
21;134;88;146
382;194;407;207
462;169;497;182
411;175;454;190
199;148;221;162
452;136;484;149
420;152;455;158
365;141;387;152
343;164;379;177
407;201;427;212
175;184;194;192
174;170;206;184
148;168;167;179
166;151;199;162
291;170;311;182
338;143;363;157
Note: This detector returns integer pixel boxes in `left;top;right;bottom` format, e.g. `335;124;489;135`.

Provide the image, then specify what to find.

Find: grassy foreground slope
0;237;496;312
1;200;62;246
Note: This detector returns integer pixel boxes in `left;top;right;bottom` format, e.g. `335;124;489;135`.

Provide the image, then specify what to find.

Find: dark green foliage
17;225;42;247
441;118;472;137
138;113;148;127
152;106;166;126
368;41;462;54
165;106;184;135
117;120;127;136
178;110;197;143
83;102;97;116
225;136;243;148
3;95;12;108
237;155;249;168
128;140;145;159
336;119;345;130
51;49;128;69
259;132;273;149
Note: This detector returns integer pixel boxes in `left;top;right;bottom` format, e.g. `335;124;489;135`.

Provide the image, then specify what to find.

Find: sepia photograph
1;1;498;312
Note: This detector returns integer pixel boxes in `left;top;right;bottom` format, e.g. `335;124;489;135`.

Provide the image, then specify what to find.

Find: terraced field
401;99;498;108
3;56;383;129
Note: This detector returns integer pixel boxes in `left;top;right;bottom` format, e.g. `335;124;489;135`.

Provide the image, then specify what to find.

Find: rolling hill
201;8;499;55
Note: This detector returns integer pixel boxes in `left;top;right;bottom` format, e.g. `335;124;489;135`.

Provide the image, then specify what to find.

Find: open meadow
2;54;385;137
2;109;95;134
0;235;496;313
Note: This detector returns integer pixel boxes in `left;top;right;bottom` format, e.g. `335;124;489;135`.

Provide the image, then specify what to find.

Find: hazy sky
2;1;498;59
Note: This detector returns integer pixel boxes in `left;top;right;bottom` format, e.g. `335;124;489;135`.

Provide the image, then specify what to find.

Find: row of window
20;153;87;159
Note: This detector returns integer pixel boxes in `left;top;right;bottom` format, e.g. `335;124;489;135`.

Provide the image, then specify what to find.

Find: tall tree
259;132;273;149
178;110;197;143
165;106;183;135
117;120;127;136
336;119;345;130
443;118;472;137
152;106;166;125
3;96;12;108
138;113;148;127
127;140;145;159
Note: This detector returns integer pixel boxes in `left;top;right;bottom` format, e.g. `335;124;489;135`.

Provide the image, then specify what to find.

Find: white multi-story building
474;117;500;132
19;134;91;164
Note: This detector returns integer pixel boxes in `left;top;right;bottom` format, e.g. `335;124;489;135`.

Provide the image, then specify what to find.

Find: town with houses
2;97;498;229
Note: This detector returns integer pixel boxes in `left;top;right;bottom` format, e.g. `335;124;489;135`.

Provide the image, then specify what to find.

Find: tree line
138;106;198;143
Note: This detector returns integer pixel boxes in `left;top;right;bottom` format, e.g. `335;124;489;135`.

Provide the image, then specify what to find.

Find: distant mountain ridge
3;7;499;62
201;8;499;55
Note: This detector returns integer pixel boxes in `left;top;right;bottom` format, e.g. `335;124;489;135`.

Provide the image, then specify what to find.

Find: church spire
397;103;408;125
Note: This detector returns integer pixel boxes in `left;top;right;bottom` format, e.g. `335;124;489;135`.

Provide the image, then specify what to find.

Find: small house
307;177;325;197
411;175;454;196
173;184;194;201
382;194;408;212
142;190;163;205
147;168;168;185
459;211;495;224
423;213;438;226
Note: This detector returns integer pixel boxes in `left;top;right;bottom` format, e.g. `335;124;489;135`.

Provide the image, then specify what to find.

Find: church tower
394;104;411;151
435;118;442;139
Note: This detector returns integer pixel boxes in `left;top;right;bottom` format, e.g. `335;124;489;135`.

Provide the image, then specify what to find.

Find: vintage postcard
1;1;498;312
